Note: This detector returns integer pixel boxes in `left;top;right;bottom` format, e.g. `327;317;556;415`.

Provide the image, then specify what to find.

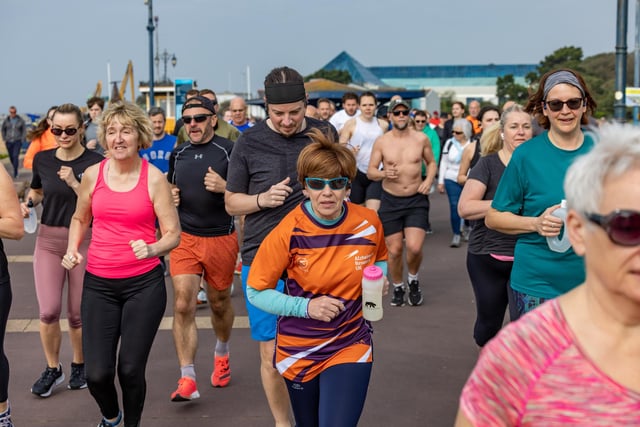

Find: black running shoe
408;280;424;306
390;285;406;307
31;365;65;397
68;362;87;390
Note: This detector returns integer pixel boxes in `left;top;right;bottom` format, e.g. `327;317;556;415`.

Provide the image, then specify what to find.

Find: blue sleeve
375;260;388;277
246;285;309;318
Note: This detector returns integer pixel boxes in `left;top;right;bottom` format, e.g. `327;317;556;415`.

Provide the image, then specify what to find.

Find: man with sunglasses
225;66;337;427
167;96;237;402
367;99;437;307
1;106;26;178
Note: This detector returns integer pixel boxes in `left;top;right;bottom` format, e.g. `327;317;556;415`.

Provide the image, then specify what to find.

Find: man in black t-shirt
167;96;237;402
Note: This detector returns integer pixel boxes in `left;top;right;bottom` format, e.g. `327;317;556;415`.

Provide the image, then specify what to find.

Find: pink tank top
87;159;159;278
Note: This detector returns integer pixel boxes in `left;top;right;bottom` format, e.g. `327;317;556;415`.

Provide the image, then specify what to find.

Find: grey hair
564;124;640;214
453;118;472;139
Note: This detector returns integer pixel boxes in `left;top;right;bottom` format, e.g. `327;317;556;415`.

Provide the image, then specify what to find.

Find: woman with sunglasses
456;124;640;426
0;162;25;427
246;129;388;427
23;105;58;170
63;101;179;427
21;103;103;398
438;118;472;247
457;105;532;347
485;68;596;319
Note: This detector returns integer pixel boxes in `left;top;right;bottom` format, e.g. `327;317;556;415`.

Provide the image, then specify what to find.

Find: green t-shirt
491;131;594;299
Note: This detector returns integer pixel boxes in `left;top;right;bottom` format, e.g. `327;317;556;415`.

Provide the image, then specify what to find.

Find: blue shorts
241;265;284;341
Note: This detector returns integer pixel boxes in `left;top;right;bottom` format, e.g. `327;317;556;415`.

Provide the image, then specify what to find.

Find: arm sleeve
246;285;309;318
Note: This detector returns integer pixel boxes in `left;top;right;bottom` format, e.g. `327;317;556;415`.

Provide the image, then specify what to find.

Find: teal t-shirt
491;131;594;299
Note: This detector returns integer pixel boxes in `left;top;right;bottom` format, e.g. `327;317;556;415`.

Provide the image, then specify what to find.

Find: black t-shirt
168;135;235;237
226;117;338;264
31;148;103;227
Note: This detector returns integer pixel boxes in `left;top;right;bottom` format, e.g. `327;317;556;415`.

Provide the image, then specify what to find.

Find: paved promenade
3;160;481;426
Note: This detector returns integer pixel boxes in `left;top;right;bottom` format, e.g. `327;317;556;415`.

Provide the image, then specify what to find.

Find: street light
157;49;177;83
144;0;155;106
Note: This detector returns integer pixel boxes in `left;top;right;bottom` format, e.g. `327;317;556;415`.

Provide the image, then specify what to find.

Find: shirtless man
367;99;437;307
339;91;388;211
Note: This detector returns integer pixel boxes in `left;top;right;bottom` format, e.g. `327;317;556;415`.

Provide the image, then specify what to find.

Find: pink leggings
33;224;90;328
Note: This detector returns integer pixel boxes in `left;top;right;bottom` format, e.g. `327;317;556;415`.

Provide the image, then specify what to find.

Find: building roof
320;51;387;87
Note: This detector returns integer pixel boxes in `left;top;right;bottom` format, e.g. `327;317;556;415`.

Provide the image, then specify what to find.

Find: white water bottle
361;265;384;321
24;198;38;234
546;200;571;253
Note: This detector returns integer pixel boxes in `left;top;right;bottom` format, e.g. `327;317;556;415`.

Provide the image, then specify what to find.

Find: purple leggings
33;225;89;327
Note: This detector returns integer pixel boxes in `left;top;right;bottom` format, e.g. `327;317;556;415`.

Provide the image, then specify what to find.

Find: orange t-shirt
24;129;57;169
249;201;387;382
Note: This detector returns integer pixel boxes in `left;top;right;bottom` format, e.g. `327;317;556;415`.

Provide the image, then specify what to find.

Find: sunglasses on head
182;114;212;124
585;210;640;246
392;110;410;117
544;98;584;112
50;127;79;136
305;177;349;191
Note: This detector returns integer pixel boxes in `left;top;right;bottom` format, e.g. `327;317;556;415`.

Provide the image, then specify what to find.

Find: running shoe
234;259;242;275
408;280;424;306
170;377;200;402
211;354;231;387
68;362;87;390
390;285;406;307
197;288;207;305
97;411;122;427
31;364;65;397
0;405;12;427
450;234;461;248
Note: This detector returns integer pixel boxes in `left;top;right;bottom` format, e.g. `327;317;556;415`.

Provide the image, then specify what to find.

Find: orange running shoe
211;354;231;387
170;377;200;402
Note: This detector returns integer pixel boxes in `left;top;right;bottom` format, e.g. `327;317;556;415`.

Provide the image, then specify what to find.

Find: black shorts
378;189;429;236
349;170;382;204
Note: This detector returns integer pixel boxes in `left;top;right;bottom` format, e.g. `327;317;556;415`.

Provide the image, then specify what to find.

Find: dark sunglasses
414;119;426;124
50;127;79;136
452;130;464;135
183;114;212;124
392;110;410;117
305;177;349;191
585;210;640;246
544;98;584;112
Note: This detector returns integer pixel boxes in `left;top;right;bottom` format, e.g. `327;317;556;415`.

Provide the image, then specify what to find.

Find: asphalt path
3;163;481;426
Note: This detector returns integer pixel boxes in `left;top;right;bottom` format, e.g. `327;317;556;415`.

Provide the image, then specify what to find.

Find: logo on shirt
296;257;309;272
194;154;203;160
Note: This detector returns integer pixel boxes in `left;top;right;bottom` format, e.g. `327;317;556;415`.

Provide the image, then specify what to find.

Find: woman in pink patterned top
455;124;640;426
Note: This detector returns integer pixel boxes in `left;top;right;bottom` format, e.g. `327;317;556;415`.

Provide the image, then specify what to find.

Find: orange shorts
170;231;238;291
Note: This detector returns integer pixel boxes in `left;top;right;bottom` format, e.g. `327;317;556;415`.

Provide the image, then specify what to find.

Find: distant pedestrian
23;106;58;170
1;106;27;178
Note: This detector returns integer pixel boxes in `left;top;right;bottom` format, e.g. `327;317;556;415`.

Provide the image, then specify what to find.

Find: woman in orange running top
248;129;388;427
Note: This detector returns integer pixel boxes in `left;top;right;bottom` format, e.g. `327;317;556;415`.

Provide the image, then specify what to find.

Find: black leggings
466;252;516;347
285;363;372;427
82;266;166;427
0;282;11;402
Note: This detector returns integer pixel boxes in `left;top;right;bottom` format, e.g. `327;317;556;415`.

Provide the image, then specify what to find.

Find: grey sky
0;0;635;113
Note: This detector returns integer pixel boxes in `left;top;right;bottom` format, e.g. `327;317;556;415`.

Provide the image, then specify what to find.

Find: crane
110;60;135;103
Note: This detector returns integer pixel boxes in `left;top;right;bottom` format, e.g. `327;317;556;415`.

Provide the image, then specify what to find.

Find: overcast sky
0;0;636;113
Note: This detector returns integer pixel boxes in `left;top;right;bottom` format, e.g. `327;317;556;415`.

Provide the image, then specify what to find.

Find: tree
526;46;585;87
304;69;352;84
496;74;529;105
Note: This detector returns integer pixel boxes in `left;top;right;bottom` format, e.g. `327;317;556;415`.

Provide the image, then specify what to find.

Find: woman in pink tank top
456;125;640;427
62;101;180;427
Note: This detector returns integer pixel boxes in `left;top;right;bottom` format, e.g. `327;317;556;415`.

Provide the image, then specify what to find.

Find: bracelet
256;193;264;210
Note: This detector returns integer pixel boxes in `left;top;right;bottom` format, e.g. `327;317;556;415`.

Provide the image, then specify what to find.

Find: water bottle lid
362;265;383;280
560;199;567;209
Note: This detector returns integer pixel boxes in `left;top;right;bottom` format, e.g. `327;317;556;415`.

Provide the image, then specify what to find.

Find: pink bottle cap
362;265;383;280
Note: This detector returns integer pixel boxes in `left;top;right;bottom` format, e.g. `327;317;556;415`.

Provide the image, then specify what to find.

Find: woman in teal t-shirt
486;68;597;319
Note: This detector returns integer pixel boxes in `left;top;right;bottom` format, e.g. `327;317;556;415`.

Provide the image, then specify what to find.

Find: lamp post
144;0;155;106
156;49;177;82
614;0;628;122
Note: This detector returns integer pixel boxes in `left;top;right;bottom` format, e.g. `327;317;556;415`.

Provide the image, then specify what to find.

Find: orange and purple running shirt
460;299;640;426
249;201;387;382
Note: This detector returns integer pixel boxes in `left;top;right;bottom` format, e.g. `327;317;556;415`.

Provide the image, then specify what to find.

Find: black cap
182;95;216;114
